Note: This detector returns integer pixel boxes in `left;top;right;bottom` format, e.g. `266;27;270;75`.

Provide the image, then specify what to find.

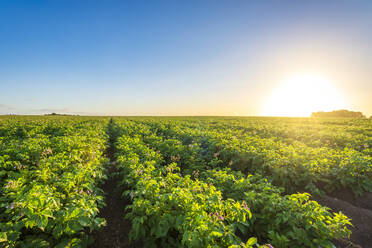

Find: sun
261;75;348;117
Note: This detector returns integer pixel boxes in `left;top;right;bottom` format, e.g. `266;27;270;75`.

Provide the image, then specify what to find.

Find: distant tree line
311;109;366;118
45;113;79;116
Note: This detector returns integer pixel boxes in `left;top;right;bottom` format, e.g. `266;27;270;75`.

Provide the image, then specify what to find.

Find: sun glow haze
261;75;348;117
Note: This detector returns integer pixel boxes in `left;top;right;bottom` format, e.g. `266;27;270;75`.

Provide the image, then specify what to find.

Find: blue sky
1;0;371;116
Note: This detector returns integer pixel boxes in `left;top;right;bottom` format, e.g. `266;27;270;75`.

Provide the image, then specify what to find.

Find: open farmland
1;116;371;248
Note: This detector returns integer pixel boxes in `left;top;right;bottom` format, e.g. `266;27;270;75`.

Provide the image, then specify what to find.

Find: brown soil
357;192;372;210
89;163;136;248
89;127;141;248
328;189;372;211
314;194;372;248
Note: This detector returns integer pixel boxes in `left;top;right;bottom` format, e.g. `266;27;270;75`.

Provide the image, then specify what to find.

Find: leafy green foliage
137;117;372;195
113;118;354;247
116;135;257;247
0;117;108;247
1;116;365;247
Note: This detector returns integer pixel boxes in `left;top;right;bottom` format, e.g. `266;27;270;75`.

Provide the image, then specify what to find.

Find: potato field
1;116;371;248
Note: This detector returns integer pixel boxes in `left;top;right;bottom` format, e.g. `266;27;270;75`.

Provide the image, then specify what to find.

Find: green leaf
211;231;223;237
77;216;91;226
94;217;106;228
246;237;257;246
0;232;7;242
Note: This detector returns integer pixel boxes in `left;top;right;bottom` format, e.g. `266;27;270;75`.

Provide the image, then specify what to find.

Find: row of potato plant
135;118;371;196
114;121;267;248
196;117;371;155
115;119;351;248
0;117;108;247
132;119;352;248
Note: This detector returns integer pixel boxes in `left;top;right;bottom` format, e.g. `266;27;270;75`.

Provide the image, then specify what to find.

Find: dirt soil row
89;124;140;248
314;193;372;248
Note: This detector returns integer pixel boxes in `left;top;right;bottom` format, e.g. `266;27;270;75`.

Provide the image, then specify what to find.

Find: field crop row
129;118;371;196
1;116;371;247
113;119;352;247
0;118;108;247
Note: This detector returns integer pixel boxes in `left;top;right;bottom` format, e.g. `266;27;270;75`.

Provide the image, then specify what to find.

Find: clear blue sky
1;0;371;116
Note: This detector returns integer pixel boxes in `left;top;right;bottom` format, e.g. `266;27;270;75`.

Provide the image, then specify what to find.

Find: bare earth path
314;193;372;248
90;123;141;248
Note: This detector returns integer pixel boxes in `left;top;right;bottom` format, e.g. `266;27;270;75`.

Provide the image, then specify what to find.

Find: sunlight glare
261;75;348;117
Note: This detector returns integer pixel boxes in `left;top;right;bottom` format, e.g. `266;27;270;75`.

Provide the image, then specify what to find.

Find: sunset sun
261;75;349;117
